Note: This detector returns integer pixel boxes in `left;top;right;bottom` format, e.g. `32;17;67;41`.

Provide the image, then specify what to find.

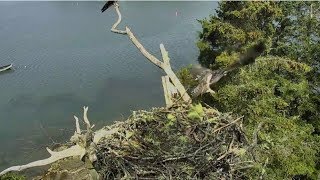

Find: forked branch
109;3;191;104
0;145;85;176
0;106;115;176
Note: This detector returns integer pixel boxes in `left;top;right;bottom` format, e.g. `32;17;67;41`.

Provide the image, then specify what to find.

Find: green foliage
272;2;320;66
196;1;320;130
187;104;205;121
178;1;320;179
211;57;319;179
176;65;198;91
198;1;320;86
0;173;25;180
197;1;281;67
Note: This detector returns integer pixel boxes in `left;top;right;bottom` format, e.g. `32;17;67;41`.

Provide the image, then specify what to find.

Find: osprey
191;41;266;98
101;1;117;13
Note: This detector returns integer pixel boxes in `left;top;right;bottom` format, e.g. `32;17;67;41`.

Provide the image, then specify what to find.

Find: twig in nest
251;122;264;148
161;154;193;163
217;135;235;161
259;157;268;179
213;116;243;133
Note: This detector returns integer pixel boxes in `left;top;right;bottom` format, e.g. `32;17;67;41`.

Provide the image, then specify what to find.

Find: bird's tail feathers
190;64;212;78
225;40;266;72
239;40;266;65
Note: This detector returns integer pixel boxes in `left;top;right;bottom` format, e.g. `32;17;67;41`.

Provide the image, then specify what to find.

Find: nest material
94;103;253;179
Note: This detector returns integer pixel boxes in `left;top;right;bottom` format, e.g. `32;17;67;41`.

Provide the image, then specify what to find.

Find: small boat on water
0;64;13;72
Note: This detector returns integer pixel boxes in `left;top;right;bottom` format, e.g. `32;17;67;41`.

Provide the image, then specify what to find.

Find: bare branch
162;76;174;107
109;3;191;104
0;145;85;176
83;106;92;131
74;115;81;134
160;44;171;69
159;44;190;102
213;116;243;133
0;107;106;176
126;27;164;69
167;78;178;96
111;3;127;34
126;28;191;102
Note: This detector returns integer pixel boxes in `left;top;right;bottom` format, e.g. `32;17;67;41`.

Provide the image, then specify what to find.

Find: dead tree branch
162;76;176;107
111;3;126;34
0;145;85;176
109;3;191;105
126;28;164;68
0;106;117;176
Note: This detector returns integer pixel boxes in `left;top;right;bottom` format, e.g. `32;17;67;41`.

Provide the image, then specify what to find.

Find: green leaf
167;114;176;121
193;104;205;117
187;111;202;120
233;148;246;156
125;131;134;140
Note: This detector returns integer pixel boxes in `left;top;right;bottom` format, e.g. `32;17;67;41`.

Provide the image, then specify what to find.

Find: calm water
0;1;217;170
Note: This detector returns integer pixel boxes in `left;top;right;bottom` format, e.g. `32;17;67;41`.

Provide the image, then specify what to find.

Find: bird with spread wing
191;41;266;98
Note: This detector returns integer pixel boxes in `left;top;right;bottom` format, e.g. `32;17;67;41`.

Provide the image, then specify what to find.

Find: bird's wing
190;64;212;80
101;1;115;13
239;40;266;65
225;40;266;72
191;73;212;98
191;80;206;98
209;69;227;84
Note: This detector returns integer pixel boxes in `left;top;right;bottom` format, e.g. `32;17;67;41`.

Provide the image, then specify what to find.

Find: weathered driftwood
0;107;117;176
125;28;191;103
126;27;191;102
162;76;174;107
0;145;85;176
110;3;191;104
162;75;178;108
159;43;187;101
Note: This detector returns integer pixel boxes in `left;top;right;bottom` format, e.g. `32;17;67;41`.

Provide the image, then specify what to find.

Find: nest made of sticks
94;103;254;179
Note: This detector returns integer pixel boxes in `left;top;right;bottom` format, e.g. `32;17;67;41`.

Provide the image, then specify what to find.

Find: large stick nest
94;103;253;179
